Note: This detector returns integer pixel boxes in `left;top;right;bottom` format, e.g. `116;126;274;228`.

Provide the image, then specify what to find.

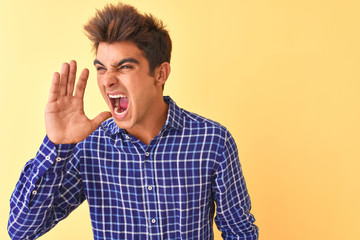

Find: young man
8;3;258;240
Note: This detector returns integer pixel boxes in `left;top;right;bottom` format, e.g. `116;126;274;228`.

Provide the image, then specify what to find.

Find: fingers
59;62;69;96
48;72;60;102
50;61;88;101
67;60;77;96
74;68;90;99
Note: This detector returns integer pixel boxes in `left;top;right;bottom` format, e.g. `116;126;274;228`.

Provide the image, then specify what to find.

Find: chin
113;117;135;130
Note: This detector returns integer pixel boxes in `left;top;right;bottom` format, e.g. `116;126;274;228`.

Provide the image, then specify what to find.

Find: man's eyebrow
93;59;104;66
93;58;139;67
115;58;139;67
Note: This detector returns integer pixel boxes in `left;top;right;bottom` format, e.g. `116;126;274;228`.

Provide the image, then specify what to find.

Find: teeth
109;94;127;116
109;94;126;99
114;109;124;115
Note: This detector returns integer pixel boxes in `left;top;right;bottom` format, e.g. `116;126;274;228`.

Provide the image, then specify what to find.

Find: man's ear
155;62;171;87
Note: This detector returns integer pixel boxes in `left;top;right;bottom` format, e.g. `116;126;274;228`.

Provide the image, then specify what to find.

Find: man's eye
120;65;133;70
96;67;105;71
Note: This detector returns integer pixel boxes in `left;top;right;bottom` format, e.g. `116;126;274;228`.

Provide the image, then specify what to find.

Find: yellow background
1;0;360;239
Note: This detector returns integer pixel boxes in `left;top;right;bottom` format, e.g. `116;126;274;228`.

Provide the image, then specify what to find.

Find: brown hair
84;3;172;75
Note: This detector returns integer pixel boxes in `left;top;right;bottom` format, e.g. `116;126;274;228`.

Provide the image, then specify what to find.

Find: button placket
142;147;160;233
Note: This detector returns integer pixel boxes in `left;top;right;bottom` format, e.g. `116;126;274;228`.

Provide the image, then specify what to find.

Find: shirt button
148;186;153;191
45;156;50;160
56;157;62;162
151;219;156;224
145;152;150;157
125;135;130;140
32;190;37;195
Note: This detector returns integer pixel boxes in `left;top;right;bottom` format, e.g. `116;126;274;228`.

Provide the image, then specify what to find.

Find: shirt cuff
32;136;77;176
26;136;77;206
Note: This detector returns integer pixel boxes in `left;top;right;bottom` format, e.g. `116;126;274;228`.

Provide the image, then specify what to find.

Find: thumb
91;111;112;130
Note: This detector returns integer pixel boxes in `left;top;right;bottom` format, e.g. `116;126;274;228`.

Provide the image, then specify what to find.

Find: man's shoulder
180;108;229;136
166;97;229;137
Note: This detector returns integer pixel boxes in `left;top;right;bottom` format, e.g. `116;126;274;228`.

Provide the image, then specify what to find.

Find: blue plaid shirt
8;96;258;240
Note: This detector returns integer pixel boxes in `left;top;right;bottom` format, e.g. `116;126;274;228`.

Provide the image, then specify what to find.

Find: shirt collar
101;96;184;136
163;96;184;130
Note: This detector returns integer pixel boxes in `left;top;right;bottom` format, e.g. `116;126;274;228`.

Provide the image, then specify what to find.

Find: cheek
96;80;107;100
97;77;105;90
97;76;103;88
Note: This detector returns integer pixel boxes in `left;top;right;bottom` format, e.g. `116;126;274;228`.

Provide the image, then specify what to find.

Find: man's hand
45;60;111;144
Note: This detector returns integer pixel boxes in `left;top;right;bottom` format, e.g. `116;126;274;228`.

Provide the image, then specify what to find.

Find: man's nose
104;71;118;88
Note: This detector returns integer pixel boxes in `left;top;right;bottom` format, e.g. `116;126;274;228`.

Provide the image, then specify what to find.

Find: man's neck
126;99;169;145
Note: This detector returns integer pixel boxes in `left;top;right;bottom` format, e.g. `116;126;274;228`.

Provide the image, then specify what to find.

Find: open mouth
108;94;129;116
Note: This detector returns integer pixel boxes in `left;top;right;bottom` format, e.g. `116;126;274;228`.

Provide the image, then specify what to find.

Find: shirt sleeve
212;130;259;240
8;136;86;240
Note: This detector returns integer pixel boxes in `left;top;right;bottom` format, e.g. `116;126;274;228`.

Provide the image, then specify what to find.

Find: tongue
119;97;129;109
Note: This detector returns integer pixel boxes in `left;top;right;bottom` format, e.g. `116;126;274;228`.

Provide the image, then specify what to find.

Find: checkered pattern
8;97;258;240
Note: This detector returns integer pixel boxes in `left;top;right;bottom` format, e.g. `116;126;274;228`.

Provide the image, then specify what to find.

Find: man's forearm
8;136;84;240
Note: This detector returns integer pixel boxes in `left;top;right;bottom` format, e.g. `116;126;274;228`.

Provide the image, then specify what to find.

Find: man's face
95;41;161;131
